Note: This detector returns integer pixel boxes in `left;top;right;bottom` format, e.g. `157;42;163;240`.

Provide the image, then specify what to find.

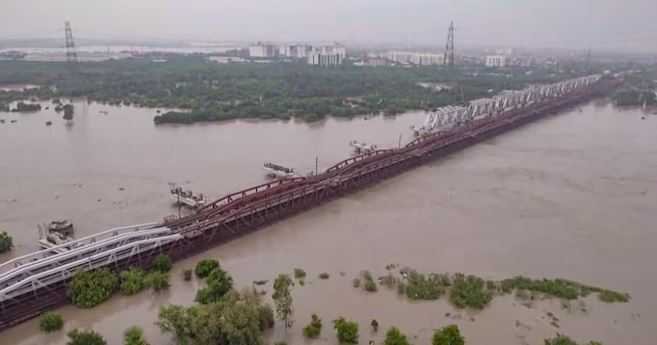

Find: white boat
169;185;207;208
263;162;295;179
349;140;378;154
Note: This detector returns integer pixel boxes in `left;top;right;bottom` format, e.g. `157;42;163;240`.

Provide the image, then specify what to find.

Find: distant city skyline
2;0;657;54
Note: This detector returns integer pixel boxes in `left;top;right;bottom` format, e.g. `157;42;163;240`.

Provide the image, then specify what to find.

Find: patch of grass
319;272;330;280
449;274;493;309
294;268;306;279
502;276;629;303
599;290;630;303
405;272;443;300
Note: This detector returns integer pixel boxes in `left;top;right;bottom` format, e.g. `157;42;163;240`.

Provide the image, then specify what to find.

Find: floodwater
0;100;656;345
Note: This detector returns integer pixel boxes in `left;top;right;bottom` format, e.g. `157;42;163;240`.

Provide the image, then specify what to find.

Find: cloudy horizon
2;0;657;54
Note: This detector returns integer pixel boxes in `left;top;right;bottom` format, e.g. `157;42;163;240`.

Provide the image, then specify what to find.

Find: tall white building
485;55;507;67
307;42;346;66
248;42;277;58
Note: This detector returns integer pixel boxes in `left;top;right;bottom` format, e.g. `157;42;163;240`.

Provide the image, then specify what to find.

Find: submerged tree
63;104;74;121
0;231;13;253
156;289;271;345
273;274;294;330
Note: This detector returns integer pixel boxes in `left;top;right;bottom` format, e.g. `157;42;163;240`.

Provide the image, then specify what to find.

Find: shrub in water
39;312;64;332
152;254;172;273
120;267;146;295
195;259;220;278
303;314;323;338
68;268;118;308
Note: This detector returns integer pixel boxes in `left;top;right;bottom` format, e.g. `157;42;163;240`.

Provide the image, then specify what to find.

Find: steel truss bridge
0;75;613;330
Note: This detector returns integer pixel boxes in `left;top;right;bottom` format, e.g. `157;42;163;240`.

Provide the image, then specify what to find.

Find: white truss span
0;223;181;302
413;75;600;136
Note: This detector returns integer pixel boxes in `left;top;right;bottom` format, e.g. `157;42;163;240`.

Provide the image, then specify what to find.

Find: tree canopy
67;268;118;308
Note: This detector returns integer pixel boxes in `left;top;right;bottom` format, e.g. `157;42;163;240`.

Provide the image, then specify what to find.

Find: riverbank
1;100;656;344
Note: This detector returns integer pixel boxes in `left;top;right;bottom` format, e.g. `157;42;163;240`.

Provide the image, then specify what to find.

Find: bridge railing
0;222;159;275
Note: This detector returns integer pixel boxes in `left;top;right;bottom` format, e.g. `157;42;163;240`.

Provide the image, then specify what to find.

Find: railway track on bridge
0;75;614;330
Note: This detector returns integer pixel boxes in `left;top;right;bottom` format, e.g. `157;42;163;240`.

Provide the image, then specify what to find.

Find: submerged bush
294;268;307;279
145;271;170;291
333;317;358;344
152;254;172;273
432;325;464;345
0;231;13;253
39;312;64;332
195;268;233;304
449;275;493;309
384;327;411;345
67;329;107;345
195;259;220;278
501;276;629;303
68;268;118;308
120;267;146;295
303;314;323;338
406;272;443;300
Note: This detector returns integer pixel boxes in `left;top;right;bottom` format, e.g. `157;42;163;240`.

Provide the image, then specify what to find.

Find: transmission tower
64;21;78;65
443;22;455;67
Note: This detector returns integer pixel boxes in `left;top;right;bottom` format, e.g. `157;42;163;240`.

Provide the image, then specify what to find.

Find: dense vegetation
333;317;359;344
449;275;493;309
405;272;444;300
145;271;170;291
152;253;173;273
302;314;322;338
120;267;147;295
501;276;630;303
0;58;595;124
39;312;64;332
368;269;629;309
67;268;118;308
67;329;107;345
195;267;234;304
0;231;13;253
612;65;657;106
123;326;151;345
157;289;274;345
383;327;411;345
432;325;465;345
195;259;220;278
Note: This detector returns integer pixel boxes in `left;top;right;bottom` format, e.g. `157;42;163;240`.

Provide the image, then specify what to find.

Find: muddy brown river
0;99;656;344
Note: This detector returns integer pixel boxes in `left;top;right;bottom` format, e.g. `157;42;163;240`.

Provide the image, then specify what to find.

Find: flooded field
0;100;656;344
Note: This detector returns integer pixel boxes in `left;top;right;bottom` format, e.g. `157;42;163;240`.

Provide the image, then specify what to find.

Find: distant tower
586;46;591;68
64;21;78;65
443;22;455;67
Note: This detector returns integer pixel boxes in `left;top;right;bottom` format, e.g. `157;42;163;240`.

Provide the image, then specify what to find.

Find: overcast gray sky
2;0;656;53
